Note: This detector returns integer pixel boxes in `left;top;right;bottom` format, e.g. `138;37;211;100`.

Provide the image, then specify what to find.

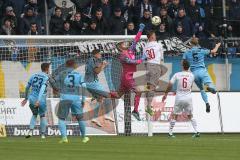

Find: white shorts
174;97;193;115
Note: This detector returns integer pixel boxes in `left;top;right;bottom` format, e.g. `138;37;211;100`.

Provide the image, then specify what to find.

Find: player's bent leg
132;91;141;121
145;85;155;116
26;113;37;138
91;97;103;127
169;114;177;138
103;99;115;122
57;100;71;143
188;115;200;138
40;114;47;139
202;71;216;94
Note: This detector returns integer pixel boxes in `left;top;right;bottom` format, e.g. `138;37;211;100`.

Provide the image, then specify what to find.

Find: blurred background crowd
0;0;239;39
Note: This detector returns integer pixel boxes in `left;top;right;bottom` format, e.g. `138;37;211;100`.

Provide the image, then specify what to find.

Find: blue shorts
192;68;214;90
57;94;83;119
28;95;46;116
86;81;108;99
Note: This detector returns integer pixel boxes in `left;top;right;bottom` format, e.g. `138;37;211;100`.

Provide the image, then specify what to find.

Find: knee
75;114;84;121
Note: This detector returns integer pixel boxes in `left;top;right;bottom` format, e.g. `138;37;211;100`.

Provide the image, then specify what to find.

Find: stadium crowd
0;0;239;38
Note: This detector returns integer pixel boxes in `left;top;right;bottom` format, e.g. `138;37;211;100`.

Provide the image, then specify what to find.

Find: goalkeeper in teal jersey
182;37;221;113
21;63;51;139
54;59;89;144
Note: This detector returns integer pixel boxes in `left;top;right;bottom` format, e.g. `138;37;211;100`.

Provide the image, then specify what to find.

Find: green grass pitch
1;134;240;160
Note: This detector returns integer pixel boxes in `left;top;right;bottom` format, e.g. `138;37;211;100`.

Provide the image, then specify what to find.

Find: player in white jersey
162;60;200;138
143;30;166;115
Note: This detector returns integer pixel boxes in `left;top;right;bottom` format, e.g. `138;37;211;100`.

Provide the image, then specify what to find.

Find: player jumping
21;63;51;139
182;37;221;112
115;23;146;121
143;30;166;116
85;49;115;127
162;60;200;138
55;59;89;143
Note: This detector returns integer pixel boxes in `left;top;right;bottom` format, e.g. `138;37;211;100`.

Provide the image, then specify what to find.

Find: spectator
174;24;188;40
153;0;169;16
127;21;137;35
2;6;17;32
140;9;153;34
136;0;154;18
186;0;204;34
122;0;135;22
229;0;240;36
19;7;41;35
168;0;183;19
28;22;39;35
80;0;99;21
195;25;208;39
22;0;38;16
98;0;112;19
71;12;84;35
159;7;174;34
61;21;75;35
156;22;170;39
174;8;193;37
82;19;99;35
0;18;16;35
109;7;126;35
4;0;21;18
49;7;64;35
59;0;74;21
93;8;109;34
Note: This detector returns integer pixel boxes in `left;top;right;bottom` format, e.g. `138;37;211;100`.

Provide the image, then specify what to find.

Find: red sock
134;94;141;112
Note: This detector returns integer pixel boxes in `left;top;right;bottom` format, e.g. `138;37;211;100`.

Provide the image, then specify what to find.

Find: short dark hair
41;63;50;72
66;59;75;67
147;30;155;39
55;7;61;12
92;49;100;55
182;60;190;70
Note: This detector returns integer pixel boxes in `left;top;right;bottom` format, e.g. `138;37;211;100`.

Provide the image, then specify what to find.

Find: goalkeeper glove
139;23;145;32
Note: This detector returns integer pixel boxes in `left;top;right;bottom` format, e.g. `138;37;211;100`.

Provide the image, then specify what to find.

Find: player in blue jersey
182;37;221;112
55;59;89;143
85;49;115;127
21;63;51;139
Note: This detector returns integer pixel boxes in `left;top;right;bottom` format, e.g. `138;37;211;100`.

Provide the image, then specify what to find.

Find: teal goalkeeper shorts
192;68;215;90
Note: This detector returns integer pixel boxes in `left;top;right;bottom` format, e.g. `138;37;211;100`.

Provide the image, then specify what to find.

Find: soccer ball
151;16;161;26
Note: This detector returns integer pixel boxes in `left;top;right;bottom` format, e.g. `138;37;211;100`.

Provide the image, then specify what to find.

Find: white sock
190;119;198;133
169;119;176;135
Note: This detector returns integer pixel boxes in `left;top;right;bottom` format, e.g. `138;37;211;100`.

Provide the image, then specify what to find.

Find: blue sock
93;102;100;118
30;115;37;130
200;90;208;104
40;117;47;135
58;119;67;139
78;121;86;138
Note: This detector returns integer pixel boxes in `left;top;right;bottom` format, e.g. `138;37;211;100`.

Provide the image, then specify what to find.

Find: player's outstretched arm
94;60;108;74
210;42;221;55
36;80;47;107
129;23;145;51
120;53;147;64
21;78;32;106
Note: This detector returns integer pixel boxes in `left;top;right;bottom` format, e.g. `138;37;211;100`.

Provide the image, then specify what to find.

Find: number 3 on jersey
146;49;155;59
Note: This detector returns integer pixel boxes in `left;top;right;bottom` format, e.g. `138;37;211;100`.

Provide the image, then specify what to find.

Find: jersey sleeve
129;31;143;51
170;73;177;84
182;52;187;60
37;78;48;101
24;75;33;99
200;48;210;55
119;54;142;64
